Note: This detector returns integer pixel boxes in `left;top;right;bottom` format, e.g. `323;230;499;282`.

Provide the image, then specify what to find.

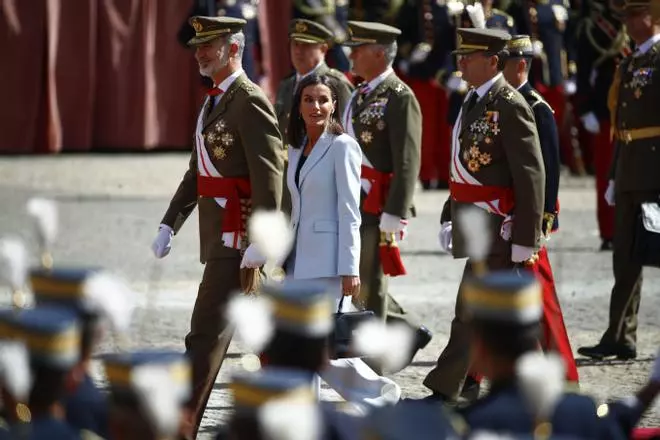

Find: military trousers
423;254;513;399
600;191;655;349
357;223;412;326
185;257;240;437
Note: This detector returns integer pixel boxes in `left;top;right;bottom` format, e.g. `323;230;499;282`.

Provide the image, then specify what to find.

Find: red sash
361;166;393;215
197;174;251;233
449;181;515;214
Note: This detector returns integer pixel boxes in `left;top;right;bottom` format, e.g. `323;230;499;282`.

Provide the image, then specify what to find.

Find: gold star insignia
221;132;234;146
213;146;227;160
360;131;373;145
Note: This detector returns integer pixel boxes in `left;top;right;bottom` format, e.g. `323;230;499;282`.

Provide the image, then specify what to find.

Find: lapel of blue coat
288;146;302;200
298;132;333;187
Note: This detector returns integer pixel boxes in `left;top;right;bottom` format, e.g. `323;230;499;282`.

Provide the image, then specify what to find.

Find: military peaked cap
30;266;103;316
505;35;535;58
463;271;542;325
453;28;512;55
289;19;334;44
187;16;246;46
230;367;315;410
343;21;401;46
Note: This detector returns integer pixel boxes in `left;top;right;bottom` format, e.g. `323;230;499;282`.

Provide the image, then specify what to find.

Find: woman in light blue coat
285;74;400;408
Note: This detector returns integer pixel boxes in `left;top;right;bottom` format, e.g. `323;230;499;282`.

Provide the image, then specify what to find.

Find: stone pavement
0;154;658;438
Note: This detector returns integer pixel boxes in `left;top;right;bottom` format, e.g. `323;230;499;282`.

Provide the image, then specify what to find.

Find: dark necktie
465;91;479;114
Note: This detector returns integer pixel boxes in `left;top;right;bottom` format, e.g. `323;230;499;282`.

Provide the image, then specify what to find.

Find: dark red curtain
0;0;291;153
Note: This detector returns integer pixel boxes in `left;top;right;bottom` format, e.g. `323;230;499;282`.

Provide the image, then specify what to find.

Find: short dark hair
288;74;344;149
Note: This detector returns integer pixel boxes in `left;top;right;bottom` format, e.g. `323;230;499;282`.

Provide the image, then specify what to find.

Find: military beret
0;306;81;370
289;19;334;44
230;367;315;410
504;35;535;58
187;15;246;46
463;271;542;326
453;27;512;55
343;21;401;46
260;279;334;337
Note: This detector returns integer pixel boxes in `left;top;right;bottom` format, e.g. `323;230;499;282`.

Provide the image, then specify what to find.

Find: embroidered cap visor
503;35;534;58
452;28;512;55
187;16;247;46
289;19;334;44
342;21;401;46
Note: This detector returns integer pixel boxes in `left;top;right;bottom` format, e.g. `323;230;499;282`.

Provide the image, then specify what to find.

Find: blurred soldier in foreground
501;34;579;385
578;0;660;361
103;350;191;440
575;0;630;251
151;15;284;438
341;21;433;364
460;270;660;438
424;27;545;404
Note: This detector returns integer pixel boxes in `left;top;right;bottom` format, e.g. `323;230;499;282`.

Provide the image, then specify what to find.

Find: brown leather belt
615;127;660;144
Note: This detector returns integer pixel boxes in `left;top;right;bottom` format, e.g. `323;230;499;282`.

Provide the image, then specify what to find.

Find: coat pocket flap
313;220;339;233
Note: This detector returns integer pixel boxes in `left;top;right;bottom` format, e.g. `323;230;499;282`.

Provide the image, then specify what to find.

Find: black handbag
329;296;375;359
632;202;660;268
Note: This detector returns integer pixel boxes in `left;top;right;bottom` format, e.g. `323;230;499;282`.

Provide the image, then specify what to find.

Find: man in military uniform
578;0;660;361
424;28;545;403
502;34;579;384
293;0;352;71
457;270;635;439
341;21;433;361
150;16;284;438
396;0;465;190
507;0;583;175
178;1;262;81
276;18;353;215
575;0;630;251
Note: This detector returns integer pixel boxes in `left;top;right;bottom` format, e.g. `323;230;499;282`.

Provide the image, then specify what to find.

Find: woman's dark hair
288;74;345;149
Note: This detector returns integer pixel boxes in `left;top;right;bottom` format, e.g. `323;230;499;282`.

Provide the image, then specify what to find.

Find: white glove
500;215;514;241
651;348;660;383
581;112;601;134
438;222;453;253
511;244;535;263
151;224;173;258
605;180;616;206
380;213;407;241
563;79;577;96
240;244;267;269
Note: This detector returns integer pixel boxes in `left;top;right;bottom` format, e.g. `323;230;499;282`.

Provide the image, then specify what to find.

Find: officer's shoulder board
388;79;409;96
528;89;555;114
492;8;514;28
498;83;519;103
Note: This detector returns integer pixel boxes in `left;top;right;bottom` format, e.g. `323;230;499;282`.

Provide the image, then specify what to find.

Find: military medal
634;88;642;99
221;132;234;146
360;131;373;145
213;146;227;160
376;120;386;131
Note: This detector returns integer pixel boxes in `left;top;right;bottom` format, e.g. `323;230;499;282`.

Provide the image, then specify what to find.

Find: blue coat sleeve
334;135;362;276
533;101;560;216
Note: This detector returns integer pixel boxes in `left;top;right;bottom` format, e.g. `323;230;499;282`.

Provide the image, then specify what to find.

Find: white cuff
511;244;535;263
159;223;174;234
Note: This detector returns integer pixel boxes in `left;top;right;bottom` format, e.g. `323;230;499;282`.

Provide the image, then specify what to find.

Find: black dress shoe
415;325;433;350
600;239;614;251
577;342;637;360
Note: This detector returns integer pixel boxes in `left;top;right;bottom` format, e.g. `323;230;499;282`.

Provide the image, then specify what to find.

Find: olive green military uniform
342;21;422;324
160;16;284;436
593;28;660;352
423;28;545;400
276;19;354;215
